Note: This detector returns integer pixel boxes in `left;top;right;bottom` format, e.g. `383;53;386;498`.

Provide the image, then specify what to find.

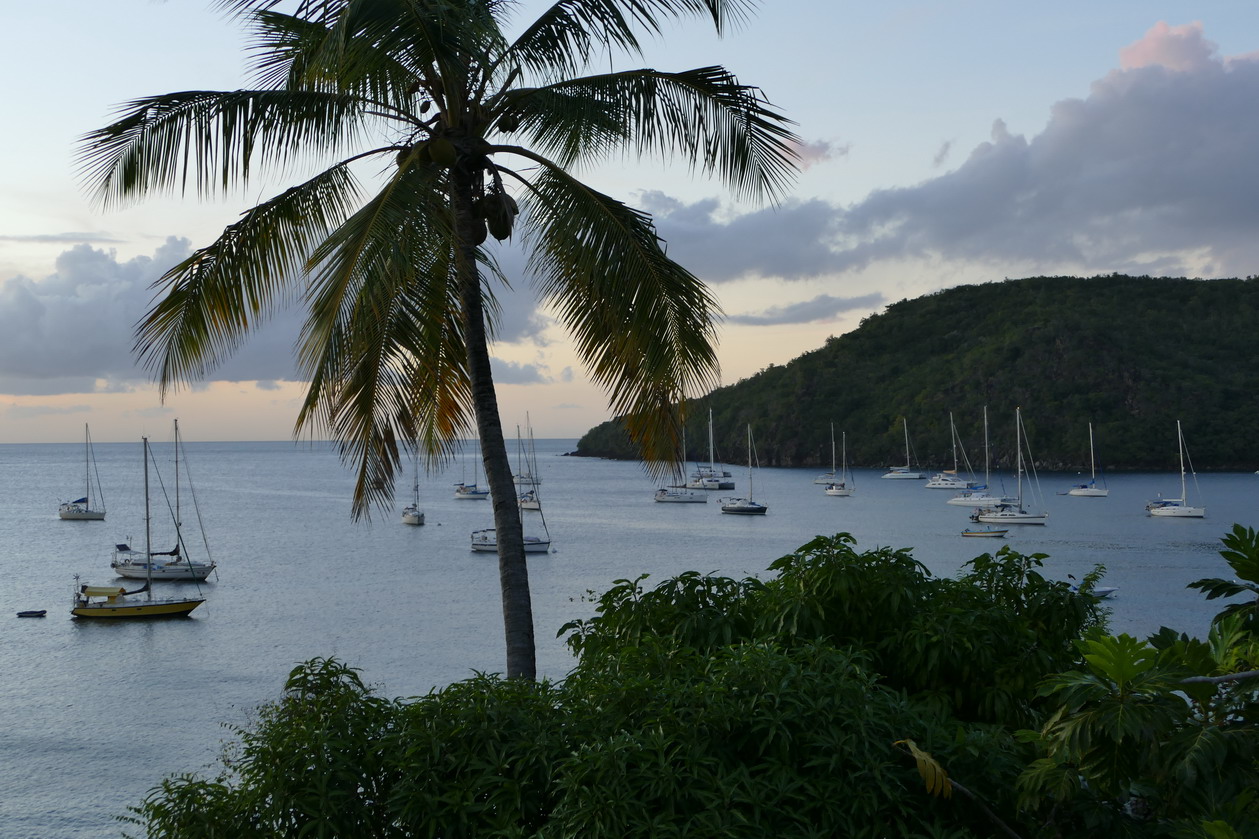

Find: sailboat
72;436;205;618
513;415;543;487
474;425;552;551
823;431;855;496
881;418;924;479
453;440;490;499
720;425;768;515
1146;420;1205;517
687;408;736;489
401;452;424;525
59;424;106;520
517;424;546;510
111;421;217;581
813;424;838;484
970;407;1048;525
947;407;1015;507
656;423;706;502
1066;422;1109;497
925;413;978;489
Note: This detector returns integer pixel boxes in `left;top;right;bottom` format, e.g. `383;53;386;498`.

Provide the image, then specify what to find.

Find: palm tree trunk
451;170;537;680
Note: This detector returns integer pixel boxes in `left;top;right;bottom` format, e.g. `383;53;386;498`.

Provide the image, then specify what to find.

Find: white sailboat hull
1147;500;1205;517
823;484;854;497
112;561;216;581
655;487;707;503
947;492;1015;507
58;504;106;521
401;506;425;525
720;498;768;515
470;530;552;553
1067;486;1109;497
974;508;1048;525
882;469;924;480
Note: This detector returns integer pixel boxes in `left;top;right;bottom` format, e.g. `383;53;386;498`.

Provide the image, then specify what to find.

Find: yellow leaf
894;739;952;799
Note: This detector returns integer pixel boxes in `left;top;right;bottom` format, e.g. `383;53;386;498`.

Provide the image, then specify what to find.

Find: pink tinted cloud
790;139;849;170
1119;21;1216;72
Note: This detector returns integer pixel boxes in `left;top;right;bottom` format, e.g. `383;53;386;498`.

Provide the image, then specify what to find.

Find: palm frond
78;89;372;206
295;162;487;515
507;0;755;79
519;164;721;475
490;85;629;164
133;164;361;393
531;66;798;201
249;0;504;114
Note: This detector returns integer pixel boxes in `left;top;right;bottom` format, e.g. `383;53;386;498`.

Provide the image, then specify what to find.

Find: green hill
574;274;1259;471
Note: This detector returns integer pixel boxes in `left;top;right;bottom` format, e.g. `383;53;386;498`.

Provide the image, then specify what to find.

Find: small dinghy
961;527;1008;538
17;610;47;618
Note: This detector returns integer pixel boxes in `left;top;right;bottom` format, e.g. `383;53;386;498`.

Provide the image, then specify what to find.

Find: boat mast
747;425;754;502
1015;408;1024;507
983;406;990;487
830;423;836;474
83;424;91;506
903;418;911;469
174;420;181;543
949;412;959;472
143;437;153;601
708;407;716;472
1177;420;1187;500
841;431;848;483
1088;422;1097;483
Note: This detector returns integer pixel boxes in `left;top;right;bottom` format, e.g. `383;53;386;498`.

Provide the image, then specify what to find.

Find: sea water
1;436;1255;837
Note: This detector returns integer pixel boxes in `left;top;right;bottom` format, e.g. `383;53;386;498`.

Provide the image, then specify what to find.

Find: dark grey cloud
0;236;561;396
490;359;550;384
0;237;302;395
728;292;886;326
641;192;844;282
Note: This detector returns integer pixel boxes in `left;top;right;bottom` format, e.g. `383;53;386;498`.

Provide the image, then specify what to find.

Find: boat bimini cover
82;586;127;597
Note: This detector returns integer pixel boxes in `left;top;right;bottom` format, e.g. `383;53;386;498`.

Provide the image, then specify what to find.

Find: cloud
0;232;123;244
790;138;849;170
0;237;303;395
641;192;846;282
824;22;1259;278
728;293;886;326
630;22;1259;285
490;359;550;384
1120;21;1215;71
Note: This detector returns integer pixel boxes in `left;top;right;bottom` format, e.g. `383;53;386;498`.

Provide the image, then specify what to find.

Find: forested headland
576;275;1259;471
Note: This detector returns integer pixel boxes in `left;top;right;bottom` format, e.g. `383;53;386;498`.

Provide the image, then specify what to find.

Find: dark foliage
576;275;1259;471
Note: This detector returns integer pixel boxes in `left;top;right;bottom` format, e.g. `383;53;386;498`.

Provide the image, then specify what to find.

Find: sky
2;1;1257;443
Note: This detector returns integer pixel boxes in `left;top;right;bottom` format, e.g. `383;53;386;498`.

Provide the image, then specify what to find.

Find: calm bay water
1;436;1256;837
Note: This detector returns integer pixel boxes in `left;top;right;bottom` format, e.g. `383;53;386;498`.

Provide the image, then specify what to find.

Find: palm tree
78;0;797;679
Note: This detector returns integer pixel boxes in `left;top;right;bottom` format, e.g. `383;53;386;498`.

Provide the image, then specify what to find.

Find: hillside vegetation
575;275;1259;471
